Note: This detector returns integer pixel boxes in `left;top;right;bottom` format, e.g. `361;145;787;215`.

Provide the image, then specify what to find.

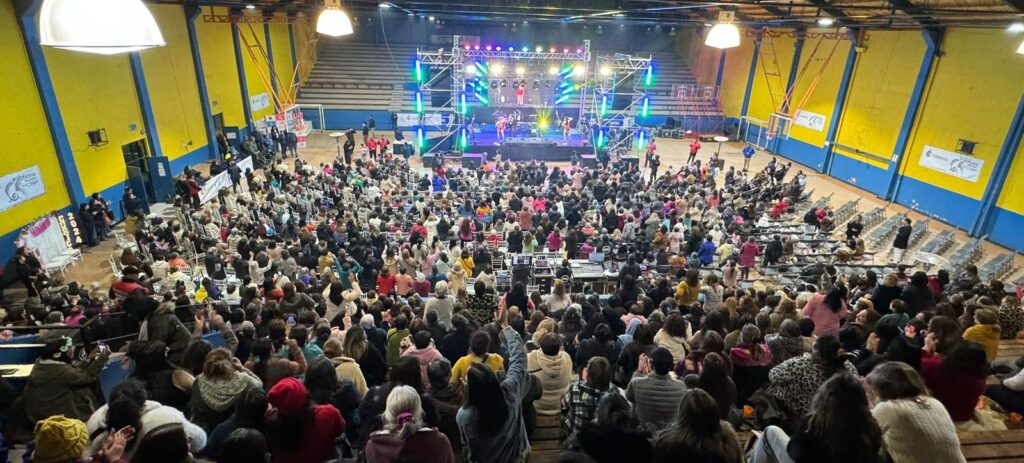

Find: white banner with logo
251;93;271;112
919;145;984;182
794;110;827;132
0;165;46;211
199;156;254;204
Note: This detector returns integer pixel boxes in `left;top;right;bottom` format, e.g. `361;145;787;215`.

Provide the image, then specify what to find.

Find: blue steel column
128;53;164;158
715;49;727;89
971;93;1024;237
232;22;254;129
263;22;278;94
288;19;299;88
185;6;220;159
739;35;761;119
821;30;860;175
884;29;943;201
779;28;805;115
13;0;87;207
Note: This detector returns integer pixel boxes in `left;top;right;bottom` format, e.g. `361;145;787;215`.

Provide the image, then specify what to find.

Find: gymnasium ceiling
158;0;1024;29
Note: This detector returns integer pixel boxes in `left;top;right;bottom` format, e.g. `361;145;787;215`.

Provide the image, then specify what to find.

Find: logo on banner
919;145;984;182
251;93;271;112
794;110;826;132
0;166;46;212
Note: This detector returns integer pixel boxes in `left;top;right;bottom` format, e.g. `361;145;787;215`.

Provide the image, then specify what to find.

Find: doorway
122;139;154;207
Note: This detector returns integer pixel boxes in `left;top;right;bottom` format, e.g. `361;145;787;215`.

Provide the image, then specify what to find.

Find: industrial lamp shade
705;23;741;49
39;0;165;55
1018;40;1024;55
317;4;354;37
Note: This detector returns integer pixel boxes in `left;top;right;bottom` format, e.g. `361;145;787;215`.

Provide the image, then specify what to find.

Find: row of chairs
831;198;861;226
919;229;956;256
866;213;907;246
948;236;985;270
979;252;1016;282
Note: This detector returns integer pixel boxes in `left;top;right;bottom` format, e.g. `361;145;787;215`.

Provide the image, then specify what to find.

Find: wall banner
919;145;984;182
0;166;46;212
251;93;271;112
794;110;827;132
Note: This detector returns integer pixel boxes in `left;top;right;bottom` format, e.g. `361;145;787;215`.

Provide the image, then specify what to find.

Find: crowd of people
2;126;1023;463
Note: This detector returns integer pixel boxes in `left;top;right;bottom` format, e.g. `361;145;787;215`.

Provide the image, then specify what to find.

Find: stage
465;125;593;162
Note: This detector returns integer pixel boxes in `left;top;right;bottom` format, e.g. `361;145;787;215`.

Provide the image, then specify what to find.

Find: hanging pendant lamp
39;0;165;55
705;11;741;49
317;0;354;37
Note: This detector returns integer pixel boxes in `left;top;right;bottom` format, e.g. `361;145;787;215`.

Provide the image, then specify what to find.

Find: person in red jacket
266;378;345;463
186;174;201;209
367;138;379;161
919;338;989;423
377;268;397;297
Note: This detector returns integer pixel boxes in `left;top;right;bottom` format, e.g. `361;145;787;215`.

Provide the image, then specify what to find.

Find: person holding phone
22;336;110;424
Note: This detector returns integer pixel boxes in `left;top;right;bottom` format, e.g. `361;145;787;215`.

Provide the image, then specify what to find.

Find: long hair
464;362;509;435
653;389;736;460
823;285;847;313
106;379;147;434
812;335;846;376
304;358;340;404
804;372;881;458
265;397;313;452
343;326;369;361
129;424;191;463
383;385;424;440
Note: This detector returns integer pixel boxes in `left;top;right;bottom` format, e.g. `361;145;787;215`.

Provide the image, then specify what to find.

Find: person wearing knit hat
23;337;110;425
265;377;345;463
963;308;1002;362
33;415;88;463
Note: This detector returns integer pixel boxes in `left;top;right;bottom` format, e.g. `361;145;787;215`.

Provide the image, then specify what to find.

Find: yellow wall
746;32;795;122
996;139;1024;214
677;28;721;86
291;16;317;84
832;31;923;168
238;14;276;120
195;7;246;128
900;28;1024;200
45;50;144;196
0;1;69;233
269;18;295;101
786;32;851;148
142;4;207;160
719;33;755;119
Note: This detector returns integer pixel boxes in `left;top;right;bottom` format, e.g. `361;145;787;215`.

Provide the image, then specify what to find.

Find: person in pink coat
801;286;850;337
738;237;760;281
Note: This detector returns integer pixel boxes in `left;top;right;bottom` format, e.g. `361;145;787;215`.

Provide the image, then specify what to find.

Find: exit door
122;139;153;207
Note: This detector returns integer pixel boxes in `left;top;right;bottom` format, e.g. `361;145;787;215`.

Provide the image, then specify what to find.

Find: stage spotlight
465;64;476;74
573;65;585;76
485;45;492;51
501;80;508;88
490;80;497;89
464;45;470;50
474;45;480;50
539;119;550;130
536;45;543;52
533;80;539;90
563;48;569;53
515;66;525;76
491;64;504;76
548;65;558;75
549;47;556;53
576;48;583;54
428;16;435;21
599;66;611;76
509;46;515;51
496;46;502;51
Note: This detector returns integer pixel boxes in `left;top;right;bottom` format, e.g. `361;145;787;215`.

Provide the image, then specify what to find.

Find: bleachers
298;41;420;111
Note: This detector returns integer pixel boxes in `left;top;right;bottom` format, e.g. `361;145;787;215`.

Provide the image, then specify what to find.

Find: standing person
515;82;526;106
362;123;370;146
344;130;355;164
890;218;912;264
687;138;701;164
187;174;202;209
649;155;661;182
742;144;755;171
562;116;573;141
456;306;531;463
368;115;377;138
22;336;110;424
228;161;242;193
739;237;760;281
286;130;298;157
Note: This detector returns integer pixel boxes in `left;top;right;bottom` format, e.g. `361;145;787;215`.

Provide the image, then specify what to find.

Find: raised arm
498;308;527;401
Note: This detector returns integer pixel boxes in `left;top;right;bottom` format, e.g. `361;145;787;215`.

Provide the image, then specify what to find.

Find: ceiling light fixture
317;0;354;37
705;11;740;49
245;4;256;9
428;16;435;21
816;17;835;26
1010;22;1024;33
1018;40;1024;54
378;2;391;8
39;0;165;55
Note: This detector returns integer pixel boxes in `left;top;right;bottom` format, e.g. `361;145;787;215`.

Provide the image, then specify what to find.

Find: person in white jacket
87;379;207;459
527;332;573;416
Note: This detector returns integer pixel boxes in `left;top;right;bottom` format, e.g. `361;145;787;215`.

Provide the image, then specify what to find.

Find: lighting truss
464;49;590;61
746;28;852;40
202;14;295;24
584;52;653;156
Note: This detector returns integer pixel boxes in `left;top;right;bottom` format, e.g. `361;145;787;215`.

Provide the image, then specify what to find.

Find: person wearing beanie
963;308;1001;362
32;415;89;463
23;336;109;425
265;377;345;463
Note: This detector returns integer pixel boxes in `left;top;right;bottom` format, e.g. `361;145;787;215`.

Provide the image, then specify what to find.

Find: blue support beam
13;0;87;207
232;22;253;129
185;6;219;160
740;37;762;119
263;23;278;95
128;53;163;159
288;20;299;88
972;93;1024;237
780;29;805;115
822;30;861;175
715;49;727;89
885;29;943;201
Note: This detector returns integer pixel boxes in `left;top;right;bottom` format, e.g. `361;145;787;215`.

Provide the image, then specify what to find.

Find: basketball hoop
767;131;777;141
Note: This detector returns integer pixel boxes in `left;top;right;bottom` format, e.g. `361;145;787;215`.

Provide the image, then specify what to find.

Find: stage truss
583;52;654;156
414;36;593;155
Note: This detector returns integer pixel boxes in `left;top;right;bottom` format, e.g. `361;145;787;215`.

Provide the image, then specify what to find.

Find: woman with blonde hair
366;385;456;463
545;280;572;314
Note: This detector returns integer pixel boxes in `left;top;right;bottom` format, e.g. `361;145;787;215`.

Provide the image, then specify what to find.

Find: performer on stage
496;115;507;142
515;82;526;106
561;116;573;141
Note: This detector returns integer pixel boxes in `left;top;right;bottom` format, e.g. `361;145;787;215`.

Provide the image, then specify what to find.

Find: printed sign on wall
919;145;984;182
0;165;46;211
794;110;827;132
250;93;271;112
